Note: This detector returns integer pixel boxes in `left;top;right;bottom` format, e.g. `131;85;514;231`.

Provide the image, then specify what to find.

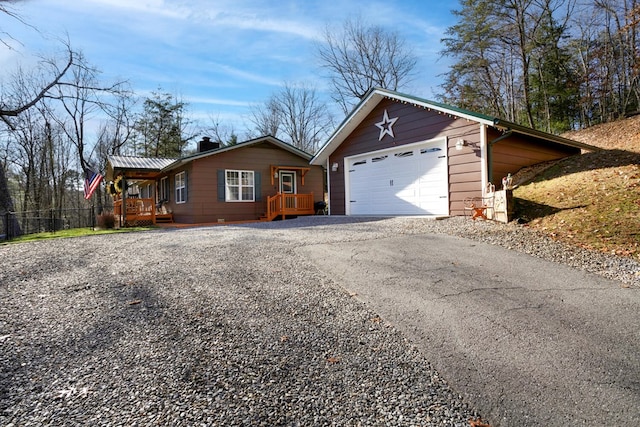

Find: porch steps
155;214;174;223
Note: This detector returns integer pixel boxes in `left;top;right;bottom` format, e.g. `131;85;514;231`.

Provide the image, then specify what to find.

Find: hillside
512;116;640;259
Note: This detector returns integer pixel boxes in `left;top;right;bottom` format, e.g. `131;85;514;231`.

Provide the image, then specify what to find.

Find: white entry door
279;171;297;209
279;171;296;194
346;138;449;215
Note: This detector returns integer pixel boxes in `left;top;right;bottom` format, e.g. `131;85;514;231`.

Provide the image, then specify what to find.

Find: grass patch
514;157;640;258
2;226;153;244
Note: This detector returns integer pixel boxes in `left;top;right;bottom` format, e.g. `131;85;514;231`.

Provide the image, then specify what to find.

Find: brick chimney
198;136;220;153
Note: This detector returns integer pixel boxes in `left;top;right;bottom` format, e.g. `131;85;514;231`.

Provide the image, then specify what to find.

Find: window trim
225;169;255;202
160;176;169;202
175;171;186;204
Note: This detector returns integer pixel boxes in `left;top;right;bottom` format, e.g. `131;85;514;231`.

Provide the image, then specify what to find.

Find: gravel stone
1;216;637;426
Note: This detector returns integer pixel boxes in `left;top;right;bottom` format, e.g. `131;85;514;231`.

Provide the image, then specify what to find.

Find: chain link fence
0;208;95;241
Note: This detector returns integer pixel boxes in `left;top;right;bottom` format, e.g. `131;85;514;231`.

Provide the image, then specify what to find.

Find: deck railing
113;197;173;225
265;193;314;221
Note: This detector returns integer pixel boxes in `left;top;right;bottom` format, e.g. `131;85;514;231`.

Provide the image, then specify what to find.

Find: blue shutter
255;171;262;201
217;170;225;201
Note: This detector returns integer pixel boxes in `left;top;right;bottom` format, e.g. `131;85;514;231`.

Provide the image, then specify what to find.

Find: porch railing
114;198;157;226
265;193;314;221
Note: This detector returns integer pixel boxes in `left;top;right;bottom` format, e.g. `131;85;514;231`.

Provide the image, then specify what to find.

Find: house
310;88;599;217
105;135;325;225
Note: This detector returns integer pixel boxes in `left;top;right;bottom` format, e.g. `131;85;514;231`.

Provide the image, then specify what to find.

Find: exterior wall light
331;162;339;172
455;138;467;151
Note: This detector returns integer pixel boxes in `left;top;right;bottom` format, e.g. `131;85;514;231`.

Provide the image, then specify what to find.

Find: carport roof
310;87;599;166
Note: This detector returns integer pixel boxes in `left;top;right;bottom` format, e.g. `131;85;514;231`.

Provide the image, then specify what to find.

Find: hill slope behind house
512;116;640;259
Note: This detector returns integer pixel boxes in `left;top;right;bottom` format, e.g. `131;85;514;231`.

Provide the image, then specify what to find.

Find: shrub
97;212;116;229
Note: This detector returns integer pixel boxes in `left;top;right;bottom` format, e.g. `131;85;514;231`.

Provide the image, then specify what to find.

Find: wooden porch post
122;176;127;227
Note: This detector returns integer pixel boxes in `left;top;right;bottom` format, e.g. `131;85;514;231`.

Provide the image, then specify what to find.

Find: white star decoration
375;109;399;141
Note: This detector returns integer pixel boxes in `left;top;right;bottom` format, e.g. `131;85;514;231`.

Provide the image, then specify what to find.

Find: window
175;172;186;203
225;170;254;202
160;176;169;202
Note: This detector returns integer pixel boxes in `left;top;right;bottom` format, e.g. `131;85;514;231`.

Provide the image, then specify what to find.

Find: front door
279;171;297;209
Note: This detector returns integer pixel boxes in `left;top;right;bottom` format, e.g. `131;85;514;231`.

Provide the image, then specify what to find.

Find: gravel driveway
1;216;638;426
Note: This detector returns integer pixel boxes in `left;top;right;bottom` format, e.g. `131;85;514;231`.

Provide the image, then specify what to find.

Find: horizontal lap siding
448;129;483;215
489;129;580;186
329;99;484;216
184;143;323;223
167;164;193;222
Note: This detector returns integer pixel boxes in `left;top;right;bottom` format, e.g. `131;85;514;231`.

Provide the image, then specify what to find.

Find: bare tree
1;2;75;236
249;82;334;154
204;113;238;146
317;17;417;114
273;82;334;154
248;97;281;138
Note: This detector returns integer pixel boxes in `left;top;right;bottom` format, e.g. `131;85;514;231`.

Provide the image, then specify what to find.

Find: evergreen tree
133;90;194;158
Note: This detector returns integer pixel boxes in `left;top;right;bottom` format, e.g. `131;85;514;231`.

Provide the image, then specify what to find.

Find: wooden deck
114;198;173;226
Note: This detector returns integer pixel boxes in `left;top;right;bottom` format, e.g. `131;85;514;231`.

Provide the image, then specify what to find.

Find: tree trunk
0;161;22;238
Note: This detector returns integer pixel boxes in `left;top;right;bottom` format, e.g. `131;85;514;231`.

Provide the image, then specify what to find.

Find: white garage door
346;138;449;215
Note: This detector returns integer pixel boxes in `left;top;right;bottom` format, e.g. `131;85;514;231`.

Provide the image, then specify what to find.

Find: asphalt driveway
300;232;640;426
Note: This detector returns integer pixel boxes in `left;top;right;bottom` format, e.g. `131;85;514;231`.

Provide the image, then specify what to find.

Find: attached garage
346;138;448;215
311;88;599;218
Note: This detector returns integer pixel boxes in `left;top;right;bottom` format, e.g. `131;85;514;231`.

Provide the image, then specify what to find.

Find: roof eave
162;135;312;172
492;119;601;152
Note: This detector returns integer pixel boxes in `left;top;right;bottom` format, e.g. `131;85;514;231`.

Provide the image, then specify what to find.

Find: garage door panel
347;139;449;216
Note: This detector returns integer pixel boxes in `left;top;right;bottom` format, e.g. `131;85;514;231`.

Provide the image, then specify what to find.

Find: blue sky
2;0;457;138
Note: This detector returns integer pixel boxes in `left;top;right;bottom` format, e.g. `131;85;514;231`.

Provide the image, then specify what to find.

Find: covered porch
106;156;177;227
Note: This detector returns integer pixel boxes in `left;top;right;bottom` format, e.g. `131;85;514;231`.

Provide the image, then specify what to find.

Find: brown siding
165;142;323;223
328;99;484;216
165;164;193;221
488;129;580;187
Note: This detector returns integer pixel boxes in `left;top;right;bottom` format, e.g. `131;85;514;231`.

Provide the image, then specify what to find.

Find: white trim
279;170;297;194
326;158;332;215
344;156;351;215
480;124;488;192
225;169;255;202
175;171;186;204
345;136;447;162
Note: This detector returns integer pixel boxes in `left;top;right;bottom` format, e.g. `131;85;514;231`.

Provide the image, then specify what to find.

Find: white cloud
186;95;250;108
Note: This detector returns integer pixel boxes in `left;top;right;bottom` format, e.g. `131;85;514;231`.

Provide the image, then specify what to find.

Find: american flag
83;168;103;200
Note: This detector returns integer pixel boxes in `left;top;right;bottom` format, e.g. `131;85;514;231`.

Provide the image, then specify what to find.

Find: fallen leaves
326;356;340;364
469;418;491;427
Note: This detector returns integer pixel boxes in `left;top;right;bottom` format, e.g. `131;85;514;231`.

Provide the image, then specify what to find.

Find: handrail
265;193;315;221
